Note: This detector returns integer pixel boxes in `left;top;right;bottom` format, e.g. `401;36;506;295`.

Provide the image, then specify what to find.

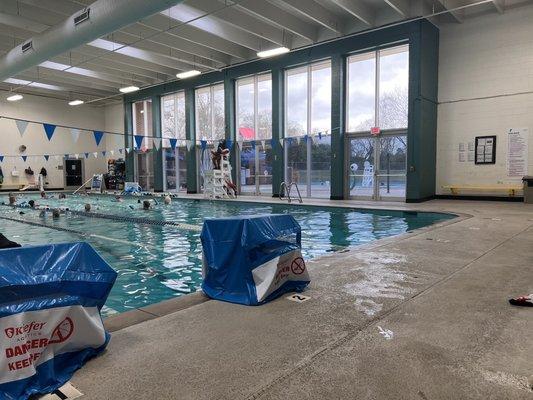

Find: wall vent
74;8;90;25
21;41;33;53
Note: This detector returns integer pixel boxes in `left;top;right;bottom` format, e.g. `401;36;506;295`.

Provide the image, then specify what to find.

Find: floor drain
39;382;83;400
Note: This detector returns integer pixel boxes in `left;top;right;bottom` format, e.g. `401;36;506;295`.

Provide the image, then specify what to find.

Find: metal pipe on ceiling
0;0;186;82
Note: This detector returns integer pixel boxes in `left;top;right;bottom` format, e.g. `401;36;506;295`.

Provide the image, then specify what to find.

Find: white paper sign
507;128;529;177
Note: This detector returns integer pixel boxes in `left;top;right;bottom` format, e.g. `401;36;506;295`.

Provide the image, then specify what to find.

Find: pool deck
70;198;533;399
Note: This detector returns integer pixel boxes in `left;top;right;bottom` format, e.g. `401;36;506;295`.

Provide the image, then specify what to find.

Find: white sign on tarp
507;128;529;178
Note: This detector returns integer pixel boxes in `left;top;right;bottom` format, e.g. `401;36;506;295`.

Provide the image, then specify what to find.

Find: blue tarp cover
201;214;310;305
0;242;117;400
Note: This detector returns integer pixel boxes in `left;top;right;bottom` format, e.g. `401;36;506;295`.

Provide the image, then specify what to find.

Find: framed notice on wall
475;136;496;165
507;128;529;178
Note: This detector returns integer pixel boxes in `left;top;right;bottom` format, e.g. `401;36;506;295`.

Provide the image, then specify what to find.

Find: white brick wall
436;5;533;195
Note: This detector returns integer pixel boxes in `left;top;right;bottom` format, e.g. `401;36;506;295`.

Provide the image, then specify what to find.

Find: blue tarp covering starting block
0;242;117;400
201;214;310;305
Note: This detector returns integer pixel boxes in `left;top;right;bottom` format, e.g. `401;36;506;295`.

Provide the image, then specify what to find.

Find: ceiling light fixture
7;94;23;102
119;86;139;93
68;99;84;106
176;70;201;79
257;47;290;58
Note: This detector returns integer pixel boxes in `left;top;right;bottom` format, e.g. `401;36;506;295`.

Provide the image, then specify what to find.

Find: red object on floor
509;295;533;307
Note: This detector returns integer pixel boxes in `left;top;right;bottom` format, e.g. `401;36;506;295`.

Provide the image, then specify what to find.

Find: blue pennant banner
134;135;144;149
169;138;178;150
118;148;123;154
226;139;233;151
93;131;104;146
250;140;256;150
84;153;89;159
44;155;49;161
101;151;106;157
43;123;56;141
270;138;276;148
200;140;207;150
21;156;27;162
0;156;3;163
318;131;322;140
64;154;69;159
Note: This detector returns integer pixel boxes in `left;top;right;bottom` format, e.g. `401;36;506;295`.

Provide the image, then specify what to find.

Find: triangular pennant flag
43;123;56;141
237;140;243;150
101;151;107;157
70;128;80;143
75;154;79;159
15;120;29;137
296;137;301;145
44;155;49;161
64;154;69;159
125;148;130;154
118;148;123;154
110;150;114;156
261;140;266;149
93;131;104;146
318;131;322;140
270;138;276;148
93;152;98;158
134;135;144;149
279;138;284;147
169;138;178;150
304;134;309;143
0;156;4;163
186;140;193;151
84;152;89;159
226;139;233;151
250;140;256;150
153;137;161;150
200;140;207;150
21;155;27;162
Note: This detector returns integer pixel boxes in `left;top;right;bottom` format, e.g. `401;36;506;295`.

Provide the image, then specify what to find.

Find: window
347;44;409;132
284;60;331;198
132;99;154;190
161;92;187;191
236;73;272;195
195;83;225;141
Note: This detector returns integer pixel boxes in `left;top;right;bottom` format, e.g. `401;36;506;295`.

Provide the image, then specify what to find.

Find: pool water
0;194;454;315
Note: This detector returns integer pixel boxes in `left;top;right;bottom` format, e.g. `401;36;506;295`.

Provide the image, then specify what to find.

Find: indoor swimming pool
0;194;455;315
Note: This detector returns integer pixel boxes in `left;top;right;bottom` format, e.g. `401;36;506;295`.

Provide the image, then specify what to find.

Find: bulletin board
475;136;496;165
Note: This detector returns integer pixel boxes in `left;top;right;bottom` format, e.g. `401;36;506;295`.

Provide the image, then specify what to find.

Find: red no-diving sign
291;257;306;275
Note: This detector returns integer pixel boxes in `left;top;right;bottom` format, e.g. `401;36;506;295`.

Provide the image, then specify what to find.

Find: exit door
64;159;83;188
346;134;407;201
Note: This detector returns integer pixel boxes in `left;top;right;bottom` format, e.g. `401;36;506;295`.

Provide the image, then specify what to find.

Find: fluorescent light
176;70;201;79
257;47;290;58
7;94;23;101
68;99;84;106
119;86;139;93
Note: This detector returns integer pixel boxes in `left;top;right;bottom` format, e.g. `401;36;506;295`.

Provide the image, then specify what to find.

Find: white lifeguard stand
204;154;236;199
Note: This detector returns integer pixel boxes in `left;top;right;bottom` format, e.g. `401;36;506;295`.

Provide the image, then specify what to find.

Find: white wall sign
507;128;529;178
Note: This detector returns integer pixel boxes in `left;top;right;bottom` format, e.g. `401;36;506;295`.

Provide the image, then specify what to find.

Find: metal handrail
288;182;303;203
279;181;303;203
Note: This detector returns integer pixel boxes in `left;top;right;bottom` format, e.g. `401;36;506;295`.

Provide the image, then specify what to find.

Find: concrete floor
71;199;533;399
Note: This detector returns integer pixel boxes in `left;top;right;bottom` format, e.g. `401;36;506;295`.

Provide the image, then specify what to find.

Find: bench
442;185;523;197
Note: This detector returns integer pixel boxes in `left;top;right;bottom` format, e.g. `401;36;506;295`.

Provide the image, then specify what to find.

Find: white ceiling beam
279;0;344;34
383;0;411;18
184;0;287;46
233;0;318;43
164;4;269;51
433;0;463;23
142;14;254;60
491;0;504;13
330;0;375;26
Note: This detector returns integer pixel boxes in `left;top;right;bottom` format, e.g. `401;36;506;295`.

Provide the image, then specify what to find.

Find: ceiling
0;0;530;106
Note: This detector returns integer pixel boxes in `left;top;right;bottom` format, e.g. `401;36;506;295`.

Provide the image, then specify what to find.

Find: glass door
346;133;406;201
377;135;407;200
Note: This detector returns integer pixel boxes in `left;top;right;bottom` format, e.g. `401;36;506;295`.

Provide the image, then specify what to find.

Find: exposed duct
0;0;186;82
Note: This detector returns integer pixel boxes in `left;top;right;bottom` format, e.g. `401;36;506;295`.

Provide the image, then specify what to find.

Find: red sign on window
370;127;381;136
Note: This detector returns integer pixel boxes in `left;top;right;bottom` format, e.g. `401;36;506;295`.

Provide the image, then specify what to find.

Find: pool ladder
279;182;303;204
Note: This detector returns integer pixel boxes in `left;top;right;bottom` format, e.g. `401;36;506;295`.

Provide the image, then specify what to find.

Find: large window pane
161;92;186;192
286;67;308;137
379;45;409;130
285;139;307;195
195;84;225;141
258;144;272;195
311;136;331;198
239;143;255;193
257;74;272;140
132;99;153;190
347;52;376;132
237;77;254;141
311;61;331;134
